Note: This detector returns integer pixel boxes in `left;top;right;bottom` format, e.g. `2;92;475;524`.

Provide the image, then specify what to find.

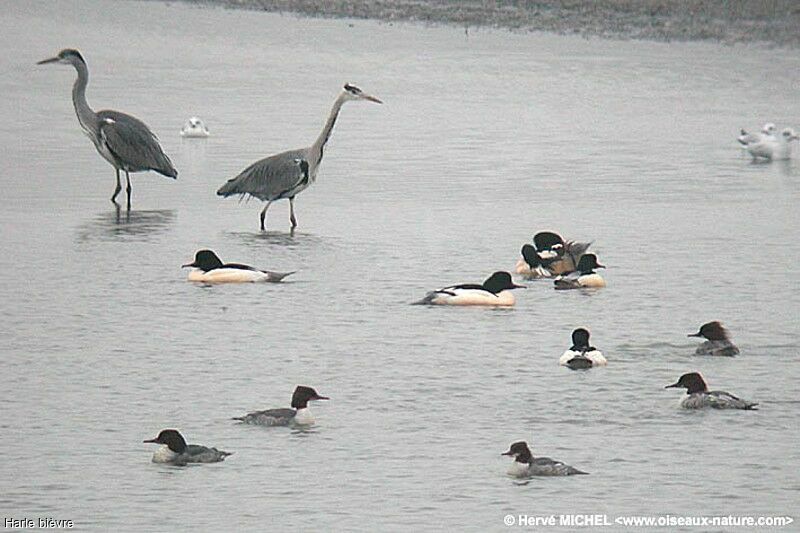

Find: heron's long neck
71;60;98;137
310;94;346;167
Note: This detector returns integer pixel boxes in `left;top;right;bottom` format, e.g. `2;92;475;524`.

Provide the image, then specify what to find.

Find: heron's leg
111;169;122;204
125;171;132;210
289;196;298;229
259;201;273;231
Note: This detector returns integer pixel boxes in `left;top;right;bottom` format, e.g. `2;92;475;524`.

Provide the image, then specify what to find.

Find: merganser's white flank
180;116;210;138
502;441;588;477
216;84;382;231
233;386;329;426
553;254;606;290
688;321;739;356
182;249;294;283
559;328;607;369
414;271;524;306
665;372;757;410
143;429;232;465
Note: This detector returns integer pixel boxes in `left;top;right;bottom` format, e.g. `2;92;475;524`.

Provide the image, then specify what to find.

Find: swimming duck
688;321;739;357
501;441;588;477
553;254;606;290
182;249;294;283
665;372;757;410
232;386;329;426
180;116;210;138
517;244;552;278
744;127;798;161
515;232;592;278
143;429;232;465
559;328;607;369
414;271;524;306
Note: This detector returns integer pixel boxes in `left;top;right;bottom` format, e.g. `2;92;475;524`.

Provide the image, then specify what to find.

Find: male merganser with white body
515;232;592;279
688;321;739;357
414;271;524;306
665;372;757;410
180;116;210;138
744;127;798;161
553;254;606;290
143;429;232;465
232;386;329;426
182;249;294;283
501;441;587;477
737;123;775;147
559;328;607;369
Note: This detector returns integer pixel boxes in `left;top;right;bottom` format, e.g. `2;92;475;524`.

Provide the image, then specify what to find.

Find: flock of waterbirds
38;47;764;475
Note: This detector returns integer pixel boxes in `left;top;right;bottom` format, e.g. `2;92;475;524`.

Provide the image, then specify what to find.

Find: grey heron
217;84;382;230
37;49;177;209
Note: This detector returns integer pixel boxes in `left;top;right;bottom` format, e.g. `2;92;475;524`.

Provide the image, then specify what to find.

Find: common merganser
559;328;607;369
501;441;588;477
414;271;524;306
665;372;757;410
688;321;739;357
232;386;329;426
180;116;210;138
515;232;592;278
553;254;606;290
143;429;232;465
517;244;552;278
182;249;294;283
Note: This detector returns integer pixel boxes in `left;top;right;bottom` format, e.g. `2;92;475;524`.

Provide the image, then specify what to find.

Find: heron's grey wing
98;110;177;177
217;149;308;202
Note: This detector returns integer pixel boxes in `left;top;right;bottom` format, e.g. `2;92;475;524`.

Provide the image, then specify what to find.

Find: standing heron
217;84;382;230
37;49;177;209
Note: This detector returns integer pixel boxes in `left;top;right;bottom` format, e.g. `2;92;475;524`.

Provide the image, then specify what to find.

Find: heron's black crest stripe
61;49;85;63
344;83;361;94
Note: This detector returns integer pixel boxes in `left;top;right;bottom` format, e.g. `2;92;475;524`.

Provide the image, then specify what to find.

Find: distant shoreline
176;0;799;48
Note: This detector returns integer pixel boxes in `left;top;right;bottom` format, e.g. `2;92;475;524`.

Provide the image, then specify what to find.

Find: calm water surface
1;0;799;531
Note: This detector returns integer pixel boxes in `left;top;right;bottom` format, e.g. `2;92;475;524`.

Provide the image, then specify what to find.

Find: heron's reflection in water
76;207;176;243
225;230;329;249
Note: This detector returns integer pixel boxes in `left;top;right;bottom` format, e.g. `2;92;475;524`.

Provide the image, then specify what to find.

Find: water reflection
225;230;329;249
178;137;209;178
775;159;797;178
75;208;176;242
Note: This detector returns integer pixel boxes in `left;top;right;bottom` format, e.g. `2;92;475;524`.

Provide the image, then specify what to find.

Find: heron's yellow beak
363;94;383;104
37;56;60;65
